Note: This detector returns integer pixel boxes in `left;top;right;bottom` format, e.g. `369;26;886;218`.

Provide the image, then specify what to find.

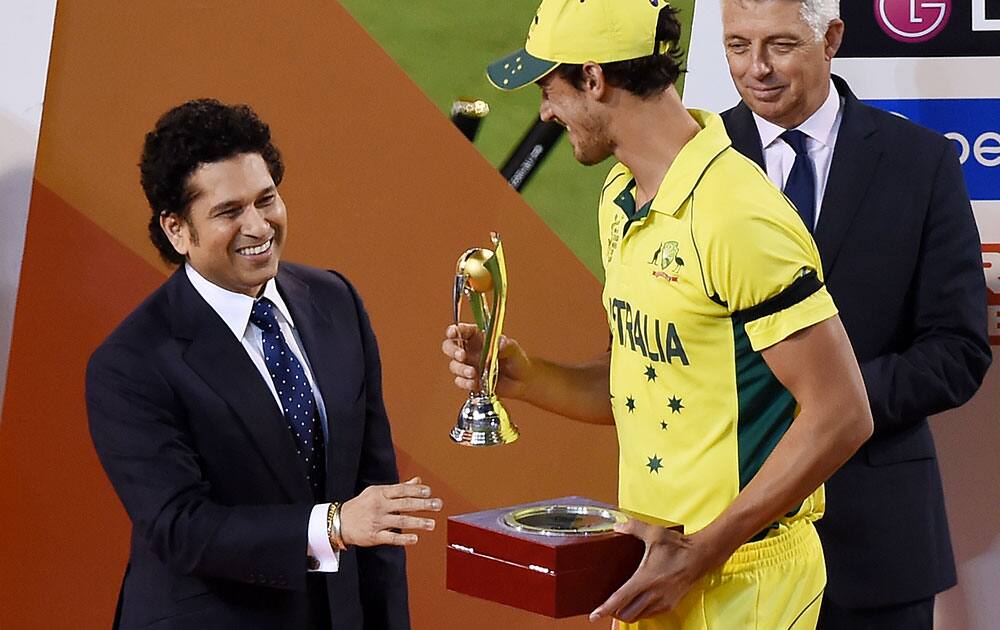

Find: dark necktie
780;129;816;232
250;297;326;498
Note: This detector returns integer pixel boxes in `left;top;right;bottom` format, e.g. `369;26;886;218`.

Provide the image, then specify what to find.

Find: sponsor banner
985;243;1000;344
840;1;1000;58
835;58;1000;99
864;98;1000;201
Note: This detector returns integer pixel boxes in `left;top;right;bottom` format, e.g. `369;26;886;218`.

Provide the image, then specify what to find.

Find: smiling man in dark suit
86;99;440;629
719;1;992;628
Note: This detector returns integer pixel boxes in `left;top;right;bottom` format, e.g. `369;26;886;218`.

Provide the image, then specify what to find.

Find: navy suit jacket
87;262;409;628
723;76;991;608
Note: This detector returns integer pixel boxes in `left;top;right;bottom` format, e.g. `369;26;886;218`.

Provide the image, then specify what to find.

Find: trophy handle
480;235;507;398
453;274;467;332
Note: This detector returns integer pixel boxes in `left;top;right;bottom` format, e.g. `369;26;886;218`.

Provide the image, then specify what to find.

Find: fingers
443;338;482;392
341;483;443;548
445;323;479;341
442;337;466;360
592;522;697;623
496;335;517;358
374;530;420;546
387;496;443;513
590;574;643;623
614;517;649;540
449;359;478;381
383;513;436;532
379;485;443;512
448;353;481;391
379;481;442;507
590;570;664;623
382;480;430;497
615;518;674;546
369;511;436;546
616;590;659;623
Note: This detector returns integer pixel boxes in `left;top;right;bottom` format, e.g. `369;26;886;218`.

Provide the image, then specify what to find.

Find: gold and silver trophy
450;232;519;446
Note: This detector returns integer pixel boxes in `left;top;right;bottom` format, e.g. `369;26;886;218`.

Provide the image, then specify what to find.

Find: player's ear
581;62;607;98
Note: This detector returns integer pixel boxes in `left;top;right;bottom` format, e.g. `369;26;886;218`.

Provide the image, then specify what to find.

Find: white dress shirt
185;264;339;572
752;79;844;230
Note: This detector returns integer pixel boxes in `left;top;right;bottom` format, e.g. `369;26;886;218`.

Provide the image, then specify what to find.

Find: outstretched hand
589;518;712;624
340;477;442;547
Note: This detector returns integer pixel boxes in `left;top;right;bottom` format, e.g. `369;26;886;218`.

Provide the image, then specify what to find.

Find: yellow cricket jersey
599;110;838;539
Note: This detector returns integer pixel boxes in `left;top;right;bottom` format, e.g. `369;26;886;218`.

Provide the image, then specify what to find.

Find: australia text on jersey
608;297;690;365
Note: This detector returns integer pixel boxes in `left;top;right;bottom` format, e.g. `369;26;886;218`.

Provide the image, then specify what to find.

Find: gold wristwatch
326;502;347;551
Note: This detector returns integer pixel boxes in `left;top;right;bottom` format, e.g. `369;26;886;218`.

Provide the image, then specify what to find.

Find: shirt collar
646;109;732;217
184;263;295;340
752;78;841;150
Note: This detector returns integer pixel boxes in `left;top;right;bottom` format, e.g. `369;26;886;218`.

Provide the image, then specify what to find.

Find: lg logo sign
875;0;951;42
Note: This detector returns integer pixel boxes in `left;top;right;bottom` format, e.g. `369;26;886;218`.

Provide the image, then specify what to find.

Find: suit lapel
814;77;882;277
277;267;359;497
725;102;767;170
168;270;312;502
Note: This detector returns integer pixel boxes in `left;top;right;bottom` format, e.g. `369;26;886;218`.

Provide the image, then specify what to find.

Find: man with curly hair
87;99;439;629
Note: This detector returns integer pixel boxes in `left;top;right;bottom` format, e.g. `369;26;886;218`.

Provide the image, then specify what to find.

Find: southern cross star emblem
660;420;669;431
626;396;637;413
668;396;684;414
644;365;657;382
647;455;663;474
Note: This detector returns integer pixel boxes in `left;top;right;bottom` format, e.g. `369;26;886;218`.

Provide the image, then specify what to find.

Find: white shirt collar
752;78;841;150
184;263;296;340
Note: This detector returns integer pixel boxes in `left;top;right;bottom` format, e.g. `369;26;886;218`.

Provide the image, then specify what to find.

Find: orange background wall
0;3;619;628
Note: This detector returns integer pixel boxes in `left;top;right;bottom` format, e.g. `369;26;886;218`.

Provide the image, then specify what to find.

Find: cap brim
486;48;558;91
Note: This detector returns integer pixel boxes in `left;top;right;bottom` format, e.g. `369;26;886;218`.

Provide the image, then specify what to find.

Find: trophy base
450;394;519;446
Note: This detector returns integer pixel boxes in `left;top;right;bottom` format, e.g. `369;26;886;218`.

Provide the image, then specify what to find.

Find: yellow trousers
616;519;825;630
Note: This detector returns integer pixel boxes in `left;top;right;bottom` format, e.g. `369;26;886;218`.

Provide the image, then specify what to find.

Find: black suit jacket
723;76;991;608
87;262;409;629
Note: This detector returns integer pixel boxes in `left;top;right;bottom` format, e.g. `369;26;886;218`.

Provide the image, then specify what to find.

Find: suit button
249;573;256;583
307;555;320;570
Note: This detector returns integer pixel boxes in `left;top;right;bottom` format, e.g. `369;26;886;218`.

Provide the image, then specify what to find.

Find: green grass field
339;0;696;278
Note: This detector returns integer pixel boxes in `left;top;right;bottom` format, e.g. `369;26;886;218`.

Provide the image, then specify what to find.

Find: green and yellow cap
487;0;670;91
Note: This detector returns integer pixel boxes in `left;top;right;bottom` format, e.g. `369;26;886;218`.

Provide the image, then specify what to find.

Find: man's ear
581;61;607;98
824;19;844;61
159;212;189;257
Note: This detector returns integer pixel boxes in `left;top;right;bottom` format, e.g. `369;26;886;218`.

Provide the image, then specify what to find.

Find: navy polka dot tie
250;298;326;499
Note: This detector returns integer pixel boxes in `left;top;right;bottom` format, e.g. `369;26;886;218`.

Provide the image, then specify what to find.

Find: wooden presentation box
446;496;646;618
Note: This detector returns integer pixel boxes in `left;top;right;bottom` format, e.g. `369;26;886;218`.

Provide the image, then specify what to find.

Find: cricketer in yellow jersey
442;1;872;628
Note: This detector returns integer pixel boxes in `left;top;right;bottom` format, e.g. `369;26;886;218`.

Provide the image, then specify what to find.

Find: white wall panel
0;0;59;415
